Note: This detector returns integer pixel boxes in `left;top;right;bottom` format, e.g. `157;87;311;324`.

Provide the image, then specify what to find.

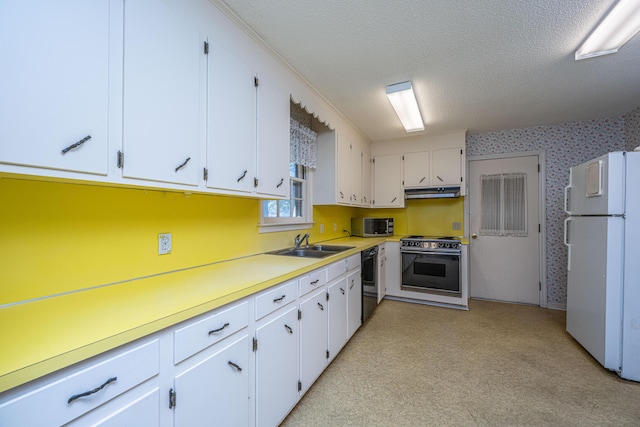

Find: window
260;163;313;232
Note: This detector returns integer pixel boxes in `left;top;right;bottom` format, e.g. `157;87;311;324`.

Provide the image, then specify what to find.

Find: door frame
465;150;547;308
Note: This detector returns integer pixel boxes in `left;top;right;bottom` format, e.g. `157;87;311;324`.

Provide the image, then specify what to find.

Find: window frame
259;166;313;233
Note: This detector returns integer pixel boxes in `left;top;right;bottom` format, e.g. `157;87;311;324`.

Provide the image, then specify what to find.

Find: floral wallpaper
466;116;627;308
624;106;640;152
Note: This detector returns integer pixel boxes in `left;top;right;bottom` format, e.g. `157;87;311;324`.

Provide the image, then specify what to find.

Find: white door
469;155;541;305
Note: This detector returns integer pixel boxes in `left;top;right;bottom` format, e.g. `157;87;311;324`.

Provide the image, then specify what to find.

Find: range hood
405;186;460;199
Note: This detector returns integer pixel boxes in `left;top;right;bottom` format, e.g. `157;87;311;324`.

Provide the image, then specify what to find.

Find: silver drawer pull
209;322;230;335
311;279;320;285
273;295;286;303
228;361;242;372
61;135;91;155
68;377;117;404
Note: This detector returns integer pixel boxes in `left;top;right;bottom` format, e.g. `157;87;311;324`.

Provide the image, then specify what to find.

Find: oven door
401;250;461;295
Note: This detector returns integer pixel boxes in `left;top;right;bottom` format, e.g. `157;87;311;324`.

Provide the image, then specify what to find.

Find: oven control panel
401;240;461;250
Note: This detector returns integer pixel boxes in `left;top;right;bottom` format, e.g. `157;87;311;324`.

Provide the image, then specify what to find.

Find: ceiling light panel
386;81;424;132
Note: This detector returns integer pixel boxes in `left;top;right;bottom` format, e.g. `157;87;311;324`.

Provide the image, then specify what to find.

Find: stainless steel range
400;236;462;296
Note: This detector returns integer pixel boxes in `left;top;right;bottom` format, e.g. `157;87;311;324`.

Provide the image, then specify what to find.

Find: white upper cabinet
403;151;430;188
0;0;110;175
336;134;352;205
431;147;463;187
256;75;290;198
373;154;403;208
206;40;256;194
122;0;204;186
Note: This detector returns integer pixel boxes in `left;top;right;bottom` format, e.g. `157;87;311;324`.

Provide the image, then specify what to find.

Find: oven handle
401;250;461;257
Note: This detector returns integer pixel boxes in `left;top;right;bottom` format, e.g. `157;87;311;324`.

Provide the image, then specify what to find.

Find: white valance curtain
480;172;527;237
290;118;317;169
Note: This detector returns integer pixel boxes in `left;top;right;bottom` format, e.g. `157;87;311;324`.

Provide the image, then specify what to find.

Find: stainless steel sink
268;244;355;258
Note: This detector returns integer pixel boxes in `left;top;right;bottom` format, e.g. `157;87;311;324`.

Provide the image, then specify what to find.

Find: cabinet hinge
461;149;463;155
538;163;540;173
460;177;463;182
203;41;209;55
203;168;208;181
116;150;124;169
252;337;258;352
298;309;302;320
539;223;541;233
254;76;259;87
539;281;542;291
298;381;302;392
326;292;329;301
402;155;404;160
326;350;330;359
254;177;259;188
169;388;176;409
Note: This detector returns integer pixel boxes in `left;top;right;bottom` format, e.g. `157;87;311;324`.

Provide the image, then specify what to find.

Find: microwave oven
351;217;394;237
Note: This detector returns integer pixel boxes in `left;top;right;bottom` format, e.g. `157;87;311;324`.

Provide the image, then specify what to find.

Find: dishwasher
361;246;379;323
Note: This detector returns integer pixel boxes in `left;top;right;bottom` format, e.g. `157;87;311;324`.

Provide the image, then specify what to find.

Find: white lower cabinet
0;253;366;426
347;269;362;339
327;277;348;362
173;334;250;427
255;306;299;427
299;288;329;394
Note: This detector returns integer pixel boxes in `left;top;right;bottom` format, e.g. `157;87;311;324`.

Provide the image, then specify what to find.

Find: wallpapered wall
466;116;628;307
624;106;640;152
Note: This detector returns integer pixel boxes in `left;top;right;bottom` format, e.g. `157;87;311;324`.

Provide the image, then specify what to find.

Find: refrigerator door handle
564;185;572;214
564;217;572;271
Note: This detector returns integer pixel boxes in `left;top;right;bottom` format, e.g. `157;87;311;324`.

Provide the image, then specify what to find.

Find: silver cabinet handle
175;157;191;172
436;175;444;182
68;377;117;404
276;178;284;188
419;177;426;183
311;279;320;285
61;135;91;155
273;294;286;303
391;197;397;203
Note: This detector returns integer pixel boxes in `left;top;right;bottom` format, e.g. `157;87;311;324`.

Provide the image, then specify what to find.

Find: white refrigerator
564;151;640;381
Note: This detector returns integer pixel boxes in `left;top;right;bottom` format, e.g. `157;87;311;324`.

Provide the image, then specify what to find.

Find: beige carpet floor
281;299;640;426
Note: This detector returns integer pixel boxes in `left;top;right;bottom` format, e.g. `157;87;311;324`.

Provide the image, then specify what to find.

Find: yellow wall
0;178;355;305
0;176;463;305
405;197;465;237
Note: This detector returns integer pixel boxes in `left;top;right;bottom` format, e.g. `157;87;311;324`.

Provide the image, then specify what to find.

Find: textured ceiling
217;0;640;140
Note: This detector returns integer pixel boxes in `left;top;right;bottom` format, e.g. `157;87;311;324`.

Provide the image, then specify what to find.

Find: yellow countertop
0;237;386;393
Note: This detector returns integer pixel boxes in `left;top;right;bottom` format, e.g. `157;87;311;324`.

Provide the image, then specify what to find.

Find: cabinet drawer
0;339;159;427
326;259;347;283
174;301;249;364
346;253;361;272
255;280;297;320
299;268;327;296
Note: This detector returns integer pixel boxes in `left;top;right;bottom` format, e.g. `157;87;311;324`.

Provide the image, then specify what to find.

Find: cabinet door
255;306;299;427
69;387;160;427
0;0;109;175
207;40;256;194
327;277;348;361
336;135;351;204
431;147;462;186
173;335;250;427
299;289;328;393
378;243;387;303
403;151;430;188
361;143;372;206
256;75;290;198
373;154;403;207
350;143;363;206
347;270;362;339
122;0;203;186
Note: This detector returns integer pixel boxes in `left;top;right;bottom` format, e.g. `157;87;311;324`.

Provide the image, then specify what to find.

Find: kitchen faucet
294;233;310;249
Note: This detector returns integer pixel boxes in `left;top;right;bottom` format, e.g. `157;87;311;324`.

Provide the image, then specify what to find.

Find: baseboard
546;302;566;311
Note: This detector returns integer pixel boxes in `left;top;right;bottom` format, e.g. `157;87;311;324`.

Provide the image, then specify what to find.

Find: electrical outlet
333;223;337;232
452;222;461;230
158;233;172;255
320;224;325;233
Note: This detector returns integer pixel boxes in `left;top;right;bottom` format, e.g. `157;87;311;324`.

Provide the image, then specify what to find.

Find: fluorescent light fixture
576;0;640;60
386;81;424;132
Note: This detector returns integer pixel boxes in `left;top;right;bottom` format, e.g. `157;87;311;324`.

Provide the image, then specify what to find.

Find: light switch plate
452;222;461;230
158;233;172;255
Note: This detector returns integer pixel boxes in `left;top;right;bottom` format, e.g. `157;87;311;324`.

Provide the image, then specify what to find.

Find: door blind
480;173;527;237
